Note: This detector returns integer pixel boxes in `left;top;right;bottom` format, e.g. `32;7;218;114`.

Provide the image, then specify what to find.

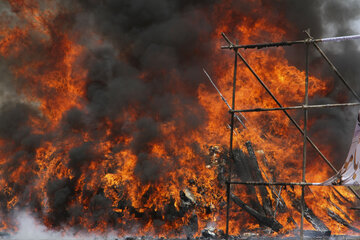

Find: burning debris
212;141;360;238
0;0;360;239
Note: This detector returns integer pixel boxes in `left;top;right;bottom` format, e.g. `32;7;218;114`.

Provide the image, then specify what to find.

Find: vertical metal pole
225;48;238;240
300;41;309;240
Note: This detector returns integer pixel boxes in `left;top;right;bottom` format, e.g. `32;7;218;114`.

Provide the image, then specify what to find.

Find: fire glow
0;0;359;238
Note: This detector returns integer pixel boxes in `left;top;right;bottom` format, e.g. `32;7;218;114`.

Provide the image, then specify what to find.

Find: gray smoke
0;0;360;234
273;0;360;168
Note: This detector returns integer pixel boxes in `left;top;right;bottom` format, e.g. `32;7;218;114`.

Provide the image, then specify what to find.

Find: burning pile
0;0;359;238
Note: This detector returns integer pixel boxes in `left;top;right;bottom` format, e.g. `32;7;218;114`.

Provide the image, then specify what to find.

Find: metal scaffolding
207;30;360;239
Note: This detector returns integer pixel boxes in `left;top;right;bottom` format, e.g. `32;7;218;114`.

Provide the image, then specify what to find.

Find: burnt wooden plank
332;187;352;204
325;196;352;221
258;153;289;214
245;141;273;216
328;209;360;233
233;148;264;215
287;189;330;234
231;193;283;232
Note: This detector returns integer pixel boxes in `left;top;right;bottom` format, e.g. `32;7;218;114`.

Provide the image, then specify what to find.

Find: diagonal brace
221;32;360;200
304;30;360;102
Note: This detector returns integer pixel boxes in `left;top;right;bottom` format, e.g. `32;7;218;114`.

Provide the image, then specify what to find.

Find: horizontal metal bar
232;102;360;113
221;40;304;50
228;181;323;186
221;34;360;50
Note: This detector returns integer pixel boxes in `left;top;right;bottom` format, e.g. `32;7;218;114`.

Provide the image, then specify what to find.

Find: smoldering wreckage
1;0;360;239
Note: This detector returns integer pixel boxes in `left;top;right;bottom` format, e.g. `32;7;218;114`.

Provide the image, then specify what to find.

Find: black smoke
68;0;214;183
271;0;360;168
216;0;360;169
0;0;360;233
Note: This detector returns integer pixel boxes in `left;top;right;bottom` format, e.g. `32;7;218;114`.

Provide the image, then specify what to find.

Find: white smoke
6;211;117;240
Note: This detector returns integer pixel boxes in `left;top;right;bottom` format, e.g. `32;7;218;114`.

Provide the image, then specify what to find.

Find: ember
0;0;359;239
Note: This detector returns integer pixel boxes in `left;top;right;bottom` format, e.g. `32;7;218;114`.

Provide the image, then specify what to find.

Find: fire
0;0;358;238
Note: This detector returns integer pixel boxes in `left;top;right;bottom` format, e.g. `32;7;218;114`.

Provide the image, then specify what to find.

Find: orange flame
0;0;358;237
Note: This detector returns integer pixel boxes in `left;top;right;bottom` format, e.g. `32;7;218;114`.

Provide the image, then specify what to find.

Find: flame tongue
0;0;358;237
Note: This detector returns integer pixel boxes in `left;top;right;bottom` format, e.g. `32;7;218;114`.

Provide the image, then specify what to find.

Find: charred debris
203;31;360;239
86;31;360;240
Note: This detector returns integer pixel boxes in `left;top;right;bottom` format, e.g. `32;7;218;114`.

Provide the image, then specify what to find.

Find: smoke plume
0;0;359;236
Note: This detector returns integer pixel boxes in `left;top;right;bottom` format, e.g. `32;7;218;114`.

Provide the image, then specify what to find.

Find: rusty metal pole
221;34;360;50
219;31;360;238
222;30;360;232
225;47;238;240
230;48;360;200
233;102;360;113
300;39;310;240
